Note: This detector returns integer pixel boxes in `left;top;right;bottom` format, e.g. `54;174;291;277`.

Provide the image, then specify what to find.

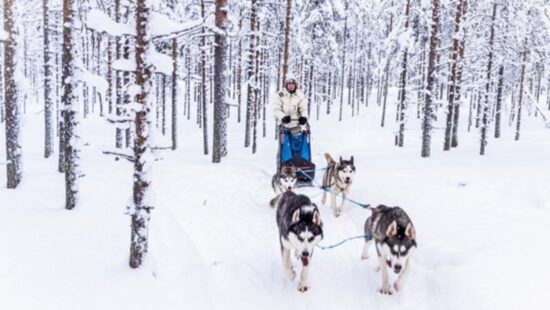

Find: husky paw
298;283;309;292
361;254;369;260
286;269;296;281
394;281;405;292
379;286;394;295
333;208;341;217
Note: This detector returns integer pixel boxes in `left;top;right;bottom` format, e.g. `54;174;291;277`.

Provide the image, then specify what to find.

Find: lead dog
269;166;298;208
362;205;417;294
276;191;323;292
321;153;356;217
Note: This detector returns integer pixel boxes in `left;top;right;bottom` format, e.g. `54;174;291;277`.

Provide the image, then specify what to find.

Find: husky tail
324;153;335;165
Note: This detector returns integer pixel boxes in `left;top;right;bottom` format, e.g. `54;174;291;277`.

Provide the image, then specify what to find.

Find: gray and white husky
321;153;356;217
276;191;323;292
362;205;417;294
270;166;298;208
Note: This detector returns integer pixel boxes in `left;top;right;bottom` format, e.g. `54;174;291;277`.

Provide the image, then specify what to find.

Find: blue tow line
317;233;373;250
295;168;371;210
291;168;374;250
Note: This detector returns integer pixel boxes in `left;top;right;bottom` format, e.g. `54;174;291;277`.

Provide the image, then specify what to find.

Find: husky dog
270;166;298;208
272;166;298;194
276;191;323;292
321;153;356;217
361;205;417;295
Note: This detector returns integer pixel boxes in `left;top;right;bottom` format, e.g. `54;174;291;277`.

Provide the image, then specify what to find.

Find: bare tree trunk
307;30;316;118
281;0;292;84
326;70;332;114
380;10;394;127
43;0;54;158
212;0;229;162
515;38;528;141
350;32;358;117
201;0;208;154
421;0;440;158
252;21;261;154
236;12;243;123
4;0;23;188
480;3;497;156
107;7;113;115
396;0;411;147
444;0;465;150
62;0;80;209
185;47;191;120
365;42;372;107
467;92;474;132
115;0;124;148
244;0;257;148
450;0;468;148
494;65;504;138
338;5;348;122
130;0;154;269
171;38;178;150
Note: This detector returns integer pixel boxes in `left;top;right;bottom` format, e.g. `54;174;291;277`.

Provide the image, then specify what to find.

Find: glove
282;116;291;124
298;117;308;125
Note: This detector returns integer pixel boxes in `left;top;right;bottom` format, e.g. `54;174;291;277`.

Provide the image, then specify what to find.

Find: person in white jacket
273;77;308;128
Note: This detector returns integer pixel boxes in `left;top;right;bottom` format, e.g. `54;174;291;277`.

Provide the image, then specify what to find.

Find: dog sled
277;122;316;187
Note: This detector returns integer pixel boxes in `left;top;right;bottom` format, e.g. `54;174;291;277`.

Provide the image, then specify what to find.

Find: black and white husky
362;205;417;294
321;153;356;217
276;191;323;292
270;166;298;208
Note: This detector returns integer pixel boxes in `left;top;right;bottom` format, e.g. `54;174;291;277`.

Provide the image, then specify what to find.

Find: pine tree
4;0;23;188
480;3;497;156
421;0;440;158
130;0;154;269
212;0;229;162
43;0;54;158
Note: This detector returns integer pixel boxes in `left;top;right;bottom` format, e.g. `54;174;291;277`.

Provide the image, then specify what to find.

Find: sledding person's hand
298;117;308;125
282;116;291;124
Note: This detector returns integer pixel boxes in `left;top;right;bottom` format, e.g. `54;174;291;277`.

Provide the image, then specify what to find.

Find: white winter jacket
273;88;308;128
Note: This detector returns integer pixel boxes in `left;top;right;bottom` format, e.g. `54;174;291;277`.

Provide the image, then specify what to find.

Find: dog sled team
270;77;417;294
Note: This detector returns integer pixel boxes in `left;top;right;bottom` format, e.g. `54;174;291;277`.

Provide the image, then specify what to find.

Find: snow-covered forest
1;0;549;309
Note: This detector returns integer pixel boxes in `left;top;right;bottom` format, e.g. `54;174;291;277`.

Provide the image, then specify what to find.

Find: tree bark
338;5;348;122
171;38;178;150
480;3;497;156
43;0;54;158
281;0;292;86
130;0;154;269
4;0;23;188
62;0;80;209
494;65;504;138
212;0;229;162
444;0;465;150
201;0;208;154
396;0;411;147
515;38;528;141
421;0;440;158
244;0;257;148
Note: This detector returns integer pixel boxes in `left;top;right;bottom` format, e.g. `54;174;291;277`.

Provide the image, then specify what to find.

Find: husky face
288;206;323;266
338;156;356;185
377;222;416;275
279;166;298;191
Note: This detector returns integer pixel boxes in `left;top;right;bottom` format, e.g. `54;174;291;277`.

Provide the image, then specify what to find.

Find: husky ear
291;209;301;224
386;221;398;237
350;156;354;164
405;223;416;240
312;210;322;226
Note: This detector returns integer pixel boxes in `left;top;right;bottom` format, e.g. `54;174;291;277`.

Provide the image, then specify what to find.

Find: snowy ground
1;92;549;310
